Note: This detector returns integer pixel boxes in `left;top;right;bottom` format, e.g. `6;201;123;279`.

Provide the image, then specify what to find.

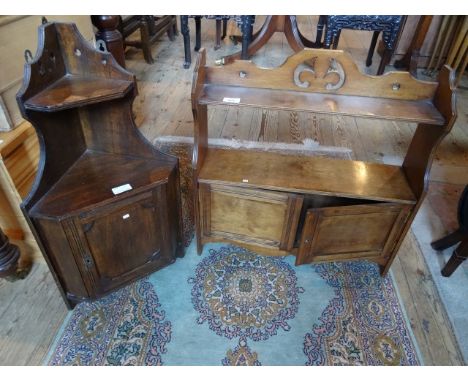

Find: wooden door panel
297;203;410;265
77;189;169;293
200;184;302;249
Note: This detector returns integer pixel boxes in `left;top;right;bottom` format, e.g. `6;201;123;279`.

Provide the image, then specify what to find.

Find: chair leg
140;18;154;64
332;30;341;49
315;15;327;47
222;19;228;40
366;31;380;67
377;48;393;75
194;16;201;51
180;16;191;68
167;17;175;41
215;19;221;50
441;239;468;277
173;16;179;35
431;229;463;250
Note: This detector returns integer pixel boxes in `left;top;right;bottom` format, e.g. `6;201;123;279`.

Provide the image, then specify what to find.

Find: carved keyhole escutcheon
96;39;109;54
392;83;401;91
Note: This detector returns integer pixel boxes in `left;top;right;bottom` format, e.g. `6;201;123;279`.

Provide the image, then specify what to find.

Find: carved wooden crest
293;57;346;91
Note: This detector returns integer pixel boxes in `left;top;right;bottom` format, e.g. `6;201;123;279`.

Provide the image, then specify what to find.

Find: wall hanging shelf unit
191;47;457;275
17;22;184;308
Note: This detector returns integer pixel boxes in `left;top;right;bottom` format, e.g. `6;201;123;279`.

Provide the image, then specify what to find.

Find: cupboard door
72;187;172;296
296;203;410;265
199;184;302;250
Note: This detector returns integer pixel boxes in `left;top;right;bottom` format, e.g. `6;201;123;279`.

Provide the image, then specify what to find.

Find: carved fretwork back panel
204;48;438;100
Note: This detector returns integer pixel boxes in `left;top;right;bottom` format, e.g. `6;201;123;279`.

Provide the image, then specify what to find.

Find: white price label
112;183;133;195
223;97;241;104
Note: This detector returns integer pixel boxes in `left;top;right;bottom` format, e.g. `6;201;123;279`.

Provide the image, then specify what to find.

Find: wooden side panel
200;184;300;250
33;217;88;298
297;203;410;265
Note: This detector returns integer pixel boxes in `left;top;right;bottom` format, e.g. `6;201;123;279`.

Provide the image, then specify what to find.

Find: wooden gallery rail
190;48;457;276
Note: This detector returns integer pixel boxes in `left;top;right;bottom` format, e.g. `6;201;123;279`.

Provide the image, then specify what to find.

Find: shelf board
30;150;174;217
199;85;445;126
24;75;134;112
198;148;417;205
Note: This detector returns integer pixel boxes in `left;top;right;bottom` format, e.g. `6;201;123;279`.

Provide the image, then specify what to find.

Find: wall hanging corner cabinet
191;47;457;275
16;22;184;309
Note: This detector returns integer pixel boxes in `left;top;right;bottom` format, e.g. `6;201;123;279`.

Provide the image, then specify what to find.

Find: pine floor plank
391;231;465;365
0;260;67;365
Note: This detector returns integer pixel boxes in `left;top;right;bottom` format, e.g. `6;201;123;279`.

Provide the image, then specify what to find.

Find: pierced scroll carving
293;57;317;88
325;58;345;90
293;57;346;91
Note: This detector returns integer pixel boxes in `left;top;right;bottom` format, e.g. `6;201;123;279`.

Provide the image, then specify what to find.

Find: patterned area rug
45;138;421;365
46;242;421;365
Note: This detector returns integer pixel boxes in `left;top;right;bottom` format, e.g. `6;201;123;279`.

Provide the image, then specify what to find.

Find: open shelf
30;150;174;217
198;148;417;205
24;75;134;112
199;85;445;125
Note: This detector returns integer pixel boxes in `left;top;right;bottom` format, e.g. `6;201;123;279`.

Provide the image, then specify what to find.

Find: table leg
241;16;254;60
441;239;468;277
194;16;201;51
0;227;20;278
431;229;464;250
91;15;126;68
366;31;380;67
180;16;191;68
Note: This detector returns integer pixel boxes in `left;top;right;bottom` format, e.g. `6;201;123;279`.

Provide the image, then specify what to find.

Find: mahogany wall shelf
191;47;457;275
17;22;183;308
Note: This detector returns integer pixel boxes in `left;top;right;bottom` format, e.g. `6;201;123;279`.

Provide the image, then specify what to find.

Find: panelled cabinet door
296;203;410;265
199;184;303;250
70;187;172;296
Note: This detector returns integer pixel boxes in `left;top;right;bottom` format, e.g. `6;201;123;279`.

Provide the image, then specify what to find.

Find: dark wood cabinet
191;47;457;275
16;22;183;308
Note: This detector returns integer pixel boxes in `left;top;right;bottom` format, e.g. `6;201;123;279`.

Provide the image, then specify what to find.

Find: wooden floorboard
1;15;466;365
0;248;67;365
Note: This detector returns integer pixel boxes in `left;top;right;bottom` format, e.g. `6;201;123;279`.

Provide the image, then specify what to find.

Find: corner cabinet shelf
24;76;134;112
191;48;457;275
17;22;183;308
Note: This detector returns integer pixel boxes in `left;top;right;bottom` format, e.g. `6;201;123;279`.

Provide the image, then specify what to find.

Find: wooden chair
180;15;249;68
118;16;177;64
431;185;468;277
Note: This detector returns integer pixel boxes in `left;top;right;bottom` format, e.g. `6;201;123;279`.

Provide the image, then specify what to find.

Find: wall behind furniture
0;16;94;131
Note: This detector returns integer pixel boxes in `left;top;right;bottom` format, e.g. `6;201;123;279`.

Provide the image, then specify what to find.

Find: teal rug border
43;310;73;365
